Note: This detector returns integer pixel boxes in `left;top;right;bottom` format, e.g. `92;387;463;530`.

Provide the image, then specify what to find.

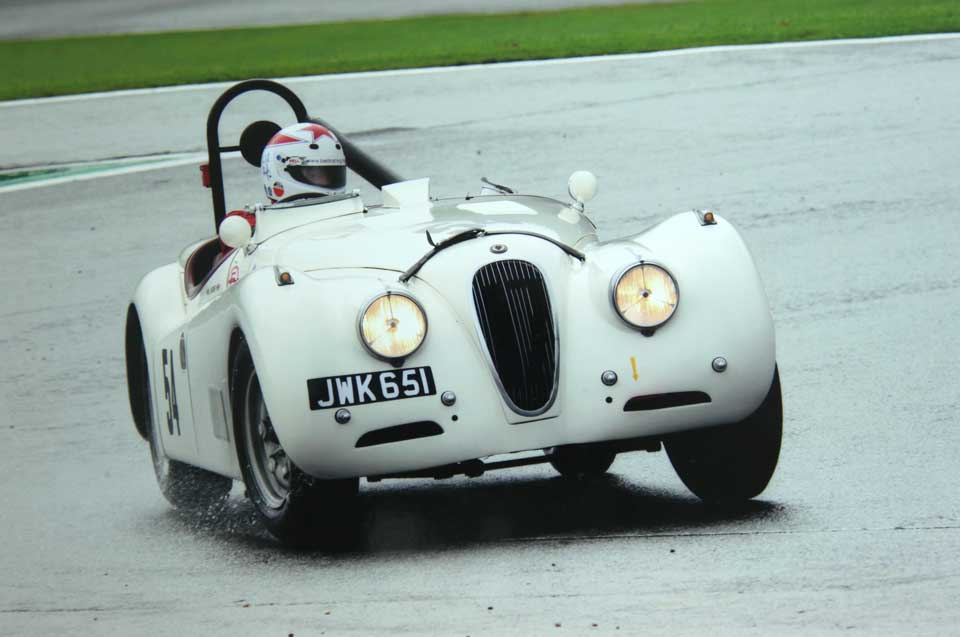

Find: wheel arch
124;303;151;441
227;326;247;398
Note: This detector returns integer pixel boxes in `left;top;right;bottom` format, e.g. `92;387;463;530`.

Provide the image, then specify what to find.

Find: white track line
2;33;957;108
0;153;208;194
3;32;957;193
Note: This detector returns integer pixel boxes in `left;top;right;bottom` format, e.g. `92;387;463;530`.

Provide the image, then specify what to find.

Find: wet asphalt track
1;36;960;635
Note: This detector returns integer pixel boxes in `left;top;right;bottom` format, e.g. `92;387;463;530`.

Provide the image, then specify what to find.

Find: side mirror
239;120;281;166
567;170;598;211
219;214;253;249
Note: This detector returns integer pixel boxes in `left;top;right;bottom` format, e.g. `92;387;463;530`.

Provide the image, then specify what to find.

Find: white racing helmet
261;123;347;202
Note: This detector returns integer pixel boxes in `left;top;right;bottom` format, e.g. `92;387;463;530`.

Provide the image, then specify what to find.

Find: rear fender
128;263;189;449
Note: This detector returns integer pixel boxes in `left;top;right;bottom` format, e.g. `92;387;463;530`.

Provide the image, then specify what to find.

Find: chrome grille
472;260;557;414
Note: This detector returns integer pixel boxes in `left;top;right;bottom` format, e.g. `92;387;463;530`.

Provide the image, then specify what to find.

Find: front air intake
355;421;444;448
472;260;557;415
623;391;712;411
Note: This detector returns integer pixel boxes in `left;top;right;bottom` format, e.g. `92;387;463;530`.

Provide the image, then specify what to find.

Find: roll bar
309;116;404;192
205;79;403;230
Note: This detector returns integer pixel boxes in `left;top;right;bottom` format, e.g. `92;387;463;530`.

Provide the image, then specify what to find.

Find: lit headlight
359;292;428;360
612;263;679;330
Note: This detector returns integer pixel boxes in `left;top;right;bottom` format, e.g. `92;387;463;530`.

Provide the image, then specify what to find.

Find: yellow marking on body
630;356;638;381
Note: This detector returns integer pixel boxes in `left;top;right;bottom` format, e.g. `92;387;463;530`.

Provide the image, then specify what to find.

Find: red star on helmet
268;124;334;146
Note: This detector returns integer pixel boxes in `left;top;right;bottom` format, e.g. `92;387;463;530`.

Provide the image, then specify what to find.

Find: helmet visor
287;165;346;189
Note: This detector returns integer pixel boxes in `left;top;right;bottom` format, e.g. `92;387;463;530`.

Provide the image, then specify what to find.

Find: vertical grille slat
472;260;557;414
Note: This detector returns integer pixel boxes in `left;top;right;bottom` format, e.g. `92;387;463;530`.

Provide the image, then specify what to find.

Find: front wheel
231;337;359;548
547;444;617;478
665;367;782;504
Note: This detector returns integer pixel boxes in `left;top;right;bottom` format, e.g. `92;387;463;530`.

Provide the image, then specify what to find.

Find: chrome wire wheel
242;373;292;511
231;334;360;547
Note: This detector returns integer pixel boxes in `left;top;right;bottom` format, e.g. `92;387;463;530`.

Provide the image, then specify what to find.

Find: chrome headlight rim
610;261;680;332
357;291;429;362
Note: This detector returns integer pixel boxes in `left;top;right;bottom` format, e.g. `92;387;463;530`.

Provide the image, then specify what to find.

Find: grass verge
2;0;958;101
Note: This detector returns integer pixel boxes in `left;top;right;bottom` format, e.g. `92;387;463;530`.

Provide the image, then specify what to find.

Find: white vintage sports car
125;80;781;547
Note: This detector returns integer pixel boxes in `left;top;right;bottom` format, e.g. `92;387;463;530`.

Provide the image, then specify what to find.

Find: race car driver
219;122;348;253
260;122;348;203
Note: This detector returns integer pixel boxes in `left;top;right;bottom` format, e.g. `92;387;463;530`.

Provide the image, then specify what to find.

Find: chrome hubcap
243;373;291;509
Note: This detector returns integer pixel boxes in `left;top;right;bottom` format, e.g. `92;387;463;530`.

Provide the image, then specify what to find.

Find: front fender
230;210;776;478
233;266;505;476
559;211;776;440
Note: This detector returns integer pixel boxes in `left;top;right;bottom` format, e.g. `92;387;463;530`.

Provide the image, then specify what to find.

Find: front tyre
665;367;782;504
548;444;616;478
231;337;359;548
